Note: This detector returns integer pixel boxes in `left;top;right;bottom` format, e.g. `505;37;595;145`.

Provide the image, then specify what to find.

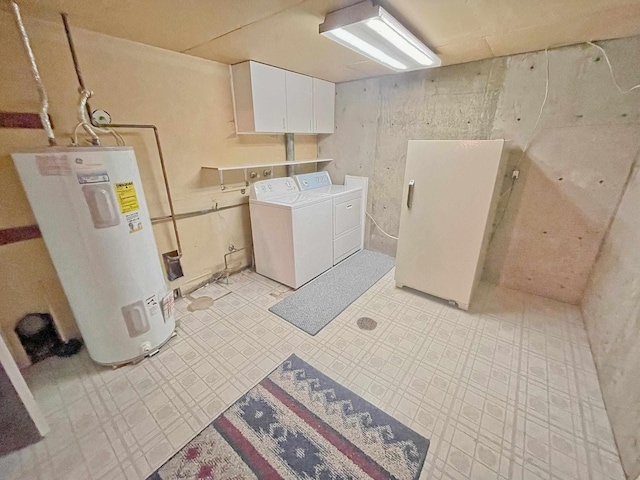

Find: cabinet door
285;71;313;133
313;78;335;134
251;62;287;133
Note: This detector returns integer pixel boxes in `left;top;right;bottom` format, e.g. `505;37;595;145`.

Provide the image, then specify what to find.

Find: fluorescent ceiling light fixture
366;18;433;66
320;0;440;72
327;28;407;70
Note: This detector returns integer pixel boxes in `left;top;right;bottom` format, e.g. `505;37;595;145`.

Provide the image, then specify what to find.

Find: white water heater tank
12;147;175;366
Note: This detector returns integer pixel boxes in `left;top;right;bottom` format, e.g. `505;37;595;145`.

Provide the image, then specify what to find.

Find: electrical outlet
512;169;520;180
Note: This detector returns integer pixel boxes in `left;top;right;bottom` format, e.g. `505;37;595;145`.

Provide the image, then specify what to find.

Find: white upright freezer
394;140;506;310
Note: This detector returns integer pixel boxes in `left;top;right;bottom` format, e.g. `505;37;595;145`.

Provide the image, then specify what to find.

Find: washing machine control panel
250;177;299;200
294;171;333;190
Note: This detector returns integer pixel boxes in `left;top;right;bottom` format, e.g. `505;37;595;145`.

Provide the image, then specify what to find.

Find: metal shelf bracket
219;170;225;190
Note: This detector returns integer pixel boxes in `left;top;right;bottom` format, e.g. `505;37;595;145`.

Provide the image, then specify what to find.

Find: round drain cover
357;317;377;330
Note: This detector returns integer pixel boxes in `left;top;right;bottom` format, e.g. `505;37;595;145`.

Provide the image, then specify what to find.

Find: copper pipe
109;124;182;256
151;202;247;224
61;13;89;113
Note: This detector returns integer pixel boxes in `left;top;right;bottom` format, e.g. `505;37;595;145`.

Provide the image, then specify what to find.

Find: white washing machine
295;172;364;265
249;177;333;289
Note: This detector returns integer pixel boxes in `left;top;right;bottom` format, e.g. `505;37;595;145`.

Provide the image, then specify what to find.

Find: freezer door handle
407;180;415;209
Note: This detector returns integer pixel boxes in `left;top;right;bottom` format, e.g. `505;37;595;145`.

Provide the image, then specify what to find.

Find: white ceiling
9;0;640;82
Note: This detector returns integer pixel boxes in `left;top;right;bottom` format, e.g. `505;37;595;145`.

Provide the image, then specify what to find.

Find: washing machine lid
251;177;299;201
251;191;330;209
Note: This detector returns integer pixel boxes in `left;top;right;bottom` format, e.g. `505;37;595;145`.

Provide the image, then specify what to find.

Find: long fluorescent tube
328;28;407;70
320;0;440;72
367;18;433;66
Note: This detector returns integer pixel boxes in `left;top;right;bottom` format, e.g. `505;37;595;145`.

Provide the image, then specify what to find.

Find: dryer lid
250;191;330;209
295;171;332;190
307;184;362;195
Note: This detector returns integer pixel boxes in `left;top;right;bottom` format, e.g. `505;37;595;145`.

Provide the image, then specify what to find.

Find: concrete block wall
319;36;640;478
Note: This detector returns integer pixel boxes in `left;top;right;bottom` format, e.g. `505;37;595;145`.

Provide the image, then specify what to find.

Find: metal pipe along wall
285;133;295;177
61;15;183;258
11;1;56;146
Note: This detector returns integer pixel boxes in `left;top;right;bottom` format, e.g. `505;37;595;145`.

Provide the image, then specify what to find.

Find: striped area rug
149;354;430;480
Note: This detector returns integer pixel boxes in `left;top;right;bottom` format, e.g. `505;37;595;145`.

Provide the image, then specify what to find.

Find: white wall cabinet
313;78;335;134
231;62;287;133
285;71;313;134
230;61;334;135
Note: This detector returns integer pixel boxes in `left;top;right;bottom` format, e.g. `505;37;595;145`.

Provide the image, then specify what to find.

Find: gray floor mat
269;250;395;335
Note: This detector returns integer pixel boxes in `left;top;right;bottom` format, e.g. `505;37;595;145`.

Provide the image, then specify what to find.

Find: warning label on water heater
114;181;139;213
162;292;174;323
145;295;160;317
36;155;71;176
125;211;143;234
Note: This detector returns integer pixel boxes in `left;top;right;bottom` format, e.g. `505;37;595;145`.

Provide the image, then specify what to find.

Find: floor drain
187;296;214;312
357;317;377;330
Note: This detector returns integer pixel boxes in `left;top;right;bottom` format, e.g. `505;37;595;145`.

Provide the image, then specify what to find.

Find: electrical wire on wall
491;41;640;243
490;47;550;242
70;88;126;147
366;211;398;240
587;42;640;94
72;122;126;146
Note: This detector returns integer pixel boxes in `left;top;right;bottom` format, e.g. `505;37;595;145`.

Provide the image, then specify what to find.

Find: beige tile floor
0;268;625;480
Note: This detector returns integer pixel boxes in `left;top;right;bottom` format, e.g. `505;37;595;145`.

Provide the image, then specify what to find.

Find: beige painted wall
0;11;317;366
319;36;640;305
582;159;640;478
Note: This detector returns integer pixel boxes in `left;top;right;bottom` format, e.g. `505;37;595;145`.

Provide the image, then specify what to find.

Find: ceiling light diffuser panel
320;1;441;72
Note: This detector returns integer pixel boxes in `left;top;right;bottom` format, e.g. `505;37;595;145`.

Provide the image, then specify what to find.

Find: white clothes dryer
294;172;364;265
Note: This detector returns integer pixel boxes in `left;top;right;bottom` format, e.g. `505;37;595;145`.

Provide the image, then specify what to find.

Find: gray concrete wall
319;36;640;306
319;35;640;478
582;158;640;478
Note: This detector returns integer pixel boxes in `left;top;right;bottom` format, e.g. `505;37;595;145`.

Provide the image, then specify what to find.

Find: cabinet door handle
282;118;286;130
346;204;353;209
407;180;415;209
